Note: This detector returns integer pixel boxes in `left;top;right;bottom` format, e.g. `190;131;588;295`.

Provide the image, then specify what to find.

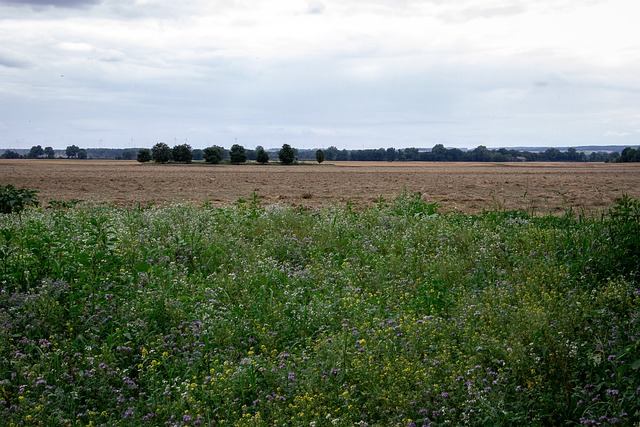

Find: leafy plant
606;194;640;280
0;184;39;214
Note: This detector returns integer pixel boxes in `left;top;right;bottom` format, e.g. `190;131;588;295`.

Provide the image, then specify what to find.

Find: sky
1;0;639;151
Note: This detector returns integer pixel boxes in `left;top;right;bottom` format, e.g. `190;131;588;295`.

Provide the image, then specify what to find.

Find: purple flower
607;389;619;395
183;415;192;422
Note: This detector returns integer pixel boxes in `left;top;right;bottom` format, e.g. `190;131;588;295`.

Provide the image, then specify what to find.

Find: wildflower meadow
1;192;639;426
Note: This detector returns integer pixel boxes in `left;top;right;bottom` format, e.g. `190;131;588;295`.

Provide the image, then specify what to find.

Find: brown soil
1;160;639;214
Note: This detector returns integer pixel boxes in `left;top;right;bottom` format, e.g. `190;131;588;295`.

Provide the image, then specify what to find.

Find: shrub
0;184;39;214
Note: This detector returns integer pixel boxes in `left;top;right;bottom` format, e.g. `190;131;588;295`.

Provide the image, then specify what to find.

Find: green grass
0;194;638;426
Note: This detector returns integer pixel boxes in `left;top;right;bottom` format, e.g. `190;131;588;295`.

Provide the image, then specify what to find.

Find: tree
203;145;225;164
1;150;21;159
279;143;295;165
229;144;247;164
172;143;193;163
137;148;151;163
27;145;44;159
192;149;204;161
620;147;638;163
44;146;55;159
386;147;396;162
121;149;137;160
256;146;269;164
77;149;87;159
152;142;172;163
66;145;81;158
315;149;324;164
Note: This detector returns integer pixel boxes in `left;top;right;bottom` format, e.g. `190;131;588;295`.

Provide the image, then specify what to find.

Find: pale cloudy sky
1;0;639;150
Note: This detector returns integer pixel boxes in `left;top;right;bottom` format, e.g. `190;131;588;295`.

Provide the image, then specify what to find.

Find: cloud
604;131;631;137
0;0;101;7
438;2;527;22
0;50;31;69
306;1;325;15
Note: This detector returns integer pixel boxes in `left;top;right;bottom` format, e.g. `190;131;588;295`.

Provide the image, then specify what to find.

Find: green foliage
256;146;269;164
0;184;39;214
203;145;225;164
192;149;204;161
279;143;295;165
315;149;324;164
172;143;193;163
136;148;152;163
1;197;639;425
151;142;172;163
229;143;247;164
65;144;81;158
1;149;21;159
605;195;640;280
43;146;55;159
27;145;44;159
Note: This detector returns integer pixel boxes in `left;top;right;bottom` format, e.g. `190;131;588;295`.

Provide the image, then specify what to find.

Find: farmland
1;160;639;426
1;160;640;213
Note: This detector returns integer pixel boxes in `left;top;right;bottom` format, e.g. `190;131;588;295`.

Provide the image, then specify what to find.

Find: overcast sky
1;0;639;150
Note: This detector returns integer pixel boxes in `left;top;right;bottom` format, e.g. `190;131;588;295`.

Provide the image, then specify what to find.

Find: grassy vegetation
1;193;639;426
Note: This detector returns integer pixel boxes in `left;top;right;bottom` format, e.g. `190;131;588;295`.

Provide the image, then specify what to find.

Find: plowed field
2;160;639;214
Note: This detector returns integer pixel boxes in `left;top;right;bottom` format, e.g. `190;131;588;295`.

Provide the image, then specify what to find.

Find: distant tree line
294;145;636;163
3;143;638;163
1;145;90;159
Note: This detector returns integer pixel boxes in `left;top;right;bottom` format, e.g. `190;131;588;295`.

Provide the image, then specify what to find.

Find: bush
606;194;640;280
0;184;39;214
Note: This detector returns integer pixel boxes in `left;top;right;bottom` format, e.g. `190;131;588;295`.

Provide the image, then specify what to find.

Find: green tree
620;147;638;163
172;144;193;163
137;148;152;163
43;146;55;159
256;146;269;164
66;145;81;158
1;150;21;159
27;145;44;159
203;145;225;164
315;149;324;164
324;146;338;161
192;149;204;161
121;149;137;160
152;142;172;163
386;147;396;162
77;149;88;159
279;143;295;165
229;144;247;164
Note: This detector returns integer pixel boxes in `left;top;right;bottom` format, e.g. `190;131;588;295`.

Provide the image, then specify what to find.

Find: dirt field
1;160;639;214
